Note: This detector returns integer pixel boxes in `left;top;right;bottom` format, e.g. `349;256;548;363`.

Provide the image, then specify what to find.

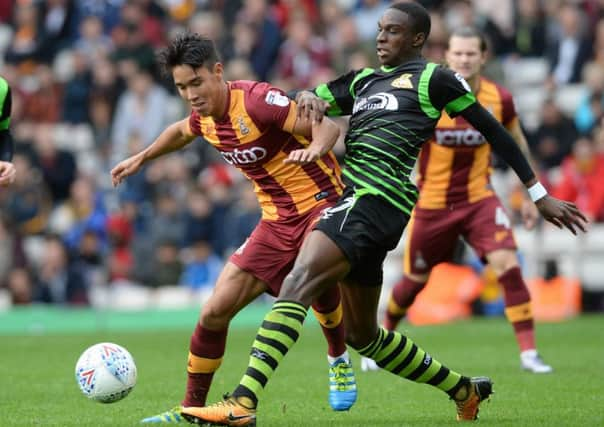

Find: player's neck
467;74;481;94
211;81;230;121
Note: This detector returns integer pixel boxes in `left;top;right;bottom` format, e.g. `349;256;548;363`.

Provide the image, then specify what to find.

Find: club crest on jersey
237;116;250;135
352;92;398;114
265;90;289;107
391;73;413;89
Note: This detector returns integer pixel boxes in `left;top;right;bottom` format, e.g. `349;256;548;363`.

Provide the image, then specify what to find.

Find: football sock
358;327;467;397
311;286;347;357
384;276;426;330
499;266;535;351
232;300;307;408
183;324;227;407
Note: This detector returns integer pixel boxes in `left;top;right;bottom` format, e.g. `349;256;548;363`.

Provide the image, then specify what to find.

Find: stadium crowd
1;0;604;306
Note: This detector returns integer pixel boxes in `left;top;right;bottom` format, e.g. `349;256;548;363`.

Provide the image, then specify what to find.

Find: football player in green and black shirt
183;3;588;425
0;76;16;187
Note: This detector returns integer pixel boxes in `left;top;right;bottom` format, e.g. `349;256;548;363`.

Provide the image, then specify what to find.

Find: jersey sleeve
246;82;297;133
428;66;477;117
312;69;362;117
497;85;518;128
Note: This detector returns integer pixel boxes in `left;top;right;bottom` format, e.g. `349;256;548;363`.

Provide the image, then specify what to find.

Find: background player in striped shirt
110;33;357;423
185;3;587;425
0;76;16;187
381;27;553;374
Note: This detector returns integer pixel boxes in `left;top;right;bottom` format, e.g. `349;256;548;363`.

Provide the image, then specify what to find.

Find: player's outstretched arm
111;118;195;187
461;103;588;234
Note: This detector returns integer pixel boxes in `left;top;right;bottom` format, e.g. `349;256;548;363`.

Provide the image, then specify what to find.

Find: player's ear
413;32;426;48
212;62;224;77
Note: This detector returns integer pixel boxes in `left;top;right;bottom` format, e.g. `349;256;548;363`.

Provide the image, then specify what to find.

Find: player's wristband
527;182;548;202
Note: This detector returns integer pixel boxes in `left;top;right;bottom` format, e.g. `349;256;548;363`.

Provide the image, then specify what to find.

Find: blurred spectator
74;228;106;290
182;188;216;248
34;233;88;305
180;239;222;291
75;15;112;62
110;67;170;164
0;215;27;287
61;51;92;124
225;182;261;254
574;62;604;134
31;124;77;204
148;188;185;247
4;2;44;66
352;0;390;43
529;98;578;169
18;65;63;123
106;213;134;283
232;0;282;81
49;176;107;250
551;136;604;222
6;267;34;305
39;0;78;59
75;0;123;34
512;0;547;57
275;11;331;89
148;238;183;287
546;3;592;86
1;152;52;235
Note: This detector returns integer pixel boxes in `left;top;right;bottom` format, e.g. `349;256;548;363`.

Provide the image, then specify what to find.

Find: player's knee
488;250;519;276
281;264;314;301
199;301;231;330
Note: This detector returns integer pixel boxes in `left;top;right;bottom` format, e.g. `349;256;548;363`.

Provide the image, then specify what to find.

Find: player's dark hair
449;26;488;52
157;32;221;77
389;1;431;42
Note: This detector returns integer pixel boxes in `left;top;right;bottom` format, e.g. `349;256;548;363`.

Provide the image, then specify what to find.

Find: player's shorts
315;185;410;286
229;203;328;297
404;195;517;275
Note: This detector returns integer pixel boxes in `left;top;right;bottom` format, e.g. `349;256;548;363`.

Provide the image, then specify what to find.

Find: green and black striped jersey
314;59;476;214
0;77;11;132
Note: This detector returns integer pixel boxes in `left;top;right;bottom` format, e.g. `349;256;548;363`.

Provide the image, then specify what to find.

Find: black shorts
315;185;410;286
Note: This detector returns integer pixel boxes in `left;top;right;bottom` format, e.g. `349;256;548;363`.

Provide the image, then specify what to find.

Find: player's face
445;36;486;80
376;8;424;67
172;63;226;117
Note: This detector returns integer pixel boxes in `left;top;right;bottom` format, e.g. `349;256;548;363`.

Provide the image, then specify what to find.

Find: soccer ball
75;342;137;403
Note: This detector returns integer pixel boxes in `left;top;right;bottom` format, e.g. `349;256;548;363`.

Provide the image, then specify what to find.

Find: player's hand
111;155;144;187
295;91;329;123
0;161;16;187
521;199;539;230
535;195;588;235
283;148;321;165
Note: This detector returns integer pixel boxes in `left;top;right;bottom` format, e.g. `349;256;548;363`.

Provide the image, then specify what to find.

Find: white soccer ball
75;342;137;403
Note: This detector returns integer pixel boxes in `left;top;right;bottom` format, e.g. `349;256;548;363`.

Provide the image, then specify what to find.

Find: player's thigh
462;196;517;262
230;220;300;297
403;209;461;277
200;262;267;328
281;229;351;305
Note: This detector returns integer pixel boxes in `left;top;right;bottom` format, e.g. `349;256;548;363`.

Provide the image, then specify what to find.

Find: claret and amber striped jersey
187;80;343;222
416;77;517;209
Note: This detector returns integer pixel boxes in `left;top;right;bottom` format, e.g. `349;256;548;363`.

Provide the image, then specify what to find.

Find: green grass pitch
1;314;602;426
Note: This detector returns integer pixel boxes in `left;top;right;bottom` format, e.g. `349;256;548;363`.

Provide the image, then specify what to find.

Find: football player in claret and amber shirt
382;26;553;374
110;33;357;423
